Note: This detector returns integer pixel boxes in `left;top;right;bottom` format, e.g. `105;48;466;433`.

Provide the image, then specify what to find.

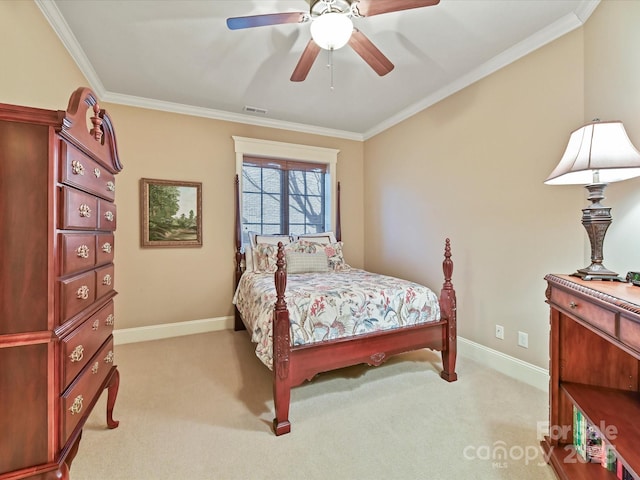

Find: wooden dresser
0;88;122;479
542;274;640;480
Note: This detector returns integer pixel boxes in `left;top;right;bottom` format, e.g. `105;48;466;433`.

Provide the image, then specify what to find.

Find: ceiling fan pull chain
328;49;335;90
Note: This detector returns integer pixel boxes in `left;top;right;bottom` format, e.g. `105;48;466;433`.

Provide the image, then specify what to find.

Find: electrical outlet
518;331;529;348
495;324;504;340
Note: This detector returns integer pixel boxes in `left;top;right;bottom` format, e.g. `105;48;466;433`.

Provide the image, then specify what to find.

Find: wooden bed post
234;174;245;331
439;238;458;382
273;242;292;435
335;181;342;242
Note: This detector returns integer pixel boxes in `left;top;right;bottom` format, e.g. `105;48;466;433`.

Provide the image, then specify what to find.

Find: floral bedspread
233;270;441;369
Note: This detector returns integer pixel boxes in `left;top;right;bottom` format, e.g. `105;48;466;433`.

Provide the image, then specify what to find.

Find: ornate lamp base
572;182;622;282
572;266;622;282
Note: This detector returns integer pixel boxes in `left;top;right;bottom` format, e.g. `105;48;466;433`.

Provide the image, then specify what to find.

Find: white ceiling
37;0;599;140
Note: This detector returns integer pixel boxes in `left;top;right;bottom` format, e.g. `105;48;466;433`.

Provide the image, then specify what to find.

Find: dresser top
546;274;640;316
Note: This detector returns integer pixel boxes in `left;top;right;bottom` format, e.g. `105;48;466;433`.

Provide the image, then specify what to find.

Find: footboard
271;239;457;436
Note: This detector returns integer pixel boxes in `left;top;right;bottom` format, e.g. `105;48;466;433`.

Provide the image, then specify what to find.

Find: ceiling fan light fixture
310;12;353;50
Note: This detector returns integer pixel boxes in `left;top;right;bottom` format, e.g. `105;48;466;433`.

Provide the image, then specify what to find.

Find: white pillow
295;231;337;244
243;245;254;272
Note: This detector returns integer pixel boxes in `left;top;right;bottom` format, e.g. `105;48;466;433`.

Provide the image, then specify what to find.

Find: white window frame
232;136;339;236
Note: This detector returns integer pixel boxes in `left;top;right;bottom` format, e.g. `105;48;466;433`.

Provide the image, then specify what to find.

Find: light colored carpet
72;331;557;480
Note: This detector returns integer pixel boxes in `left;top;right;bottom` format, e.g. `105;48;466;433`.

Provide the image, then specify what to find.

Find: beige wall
3;1;639;368
583;0;640;275
363;0;640;369
104;105;364;328
364;27;585;368
0;1;364;330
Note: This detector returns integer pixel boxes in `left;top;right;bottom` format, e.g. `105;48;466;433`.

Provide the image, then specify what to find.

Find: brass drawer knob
76;244;90;259
78;204;91;218
92;361;99;374
106;181;115;192
76;285;90;300
92;318;99;330
105;313;114;326
69;344;84;363
569;301;578;309
69;395;83;415
104;211;114;222
71;160;85;175
102;242;112;253
103;274;112;286
94;167;101;178
104;350;114;364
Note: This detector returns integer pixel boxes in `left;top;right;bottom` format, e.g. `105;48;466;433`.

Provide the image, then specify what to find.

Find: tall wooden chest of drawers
0;88;122;479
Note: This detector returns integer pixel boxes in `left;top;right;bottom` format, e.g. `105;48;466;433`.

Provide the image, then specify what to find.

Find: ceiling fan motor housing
309;0;355;18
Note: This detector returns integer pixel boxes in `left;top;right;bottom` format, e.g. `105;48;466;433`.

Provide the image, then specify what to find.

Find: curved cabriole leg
439;238;458;382
273;243;292;435
106;368;120;429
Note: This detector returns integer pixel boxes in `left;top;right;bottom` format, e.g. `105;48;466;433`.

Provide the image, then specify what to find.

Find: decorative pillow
294;240;351;272
248;232;293;272
295;231;337;244
253;242;297;273
285;252;329;274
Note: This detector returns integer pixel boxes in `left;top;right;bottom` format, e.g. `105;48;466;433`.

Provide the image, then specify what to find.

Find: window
242;157;328;238
232;136;339;246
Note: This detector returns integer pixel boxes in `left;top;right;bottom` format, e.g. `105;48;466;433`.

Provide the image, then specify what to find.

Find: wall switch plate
518;331;528;348
495;324;504;340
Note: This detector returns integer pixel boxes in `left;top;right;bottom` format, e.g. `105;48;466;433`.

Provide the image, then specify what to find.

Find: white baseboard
113;316;233;345
458;336;549;392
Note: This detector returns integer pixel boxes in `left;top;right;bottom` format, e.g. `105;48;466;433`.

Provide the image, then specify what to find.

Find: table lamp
545;120;640;280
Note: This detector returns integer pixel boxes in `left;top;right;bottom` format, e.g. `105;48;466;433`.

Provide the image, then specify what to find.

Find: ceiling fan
226;0;440;82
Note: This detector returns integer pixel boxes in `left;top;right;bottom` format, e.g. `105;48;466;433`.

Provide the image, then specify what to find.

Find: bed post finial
442;238;453;290
274;242;287;312
439;238;457;382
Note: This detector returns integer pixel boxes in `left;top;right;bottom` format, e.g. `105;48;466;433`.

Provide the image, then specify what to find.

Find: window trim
232;136;339;234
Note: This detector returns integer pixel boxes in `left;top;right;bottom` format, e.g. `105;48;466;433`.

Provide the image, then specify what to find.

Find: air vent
243;105;268;115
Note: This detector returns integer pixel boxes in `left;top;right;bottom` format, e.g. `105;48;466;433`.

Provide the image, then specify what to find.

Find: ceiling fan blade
353;0;439;17
291;39;321;82
348;29;394;76
226;12;307;30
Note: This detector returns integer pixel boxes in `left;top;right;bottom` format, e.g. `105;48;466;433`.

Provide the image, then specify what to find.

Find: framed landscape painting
140;178;202;247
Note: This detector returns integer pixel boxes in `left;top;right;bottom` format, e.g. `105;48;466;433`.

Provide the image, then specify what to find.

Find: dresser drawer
60;233;97;276
98;200;117;231
61;301;114;389
550;287;616;336
96;234;114;266
96;264;115;300
620;315;640;355
60;337;115;446
60;187;98;230
59;270;96;323
61;143;116;202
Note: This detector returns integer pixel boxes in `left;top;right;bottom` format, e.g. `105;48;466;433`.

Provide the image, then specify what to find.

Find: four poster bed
232;175;458;435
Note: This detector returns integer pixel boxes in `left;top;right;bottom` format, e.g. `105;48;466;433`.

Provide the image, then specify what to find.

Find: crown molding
35;0;599;143
363;1;600;139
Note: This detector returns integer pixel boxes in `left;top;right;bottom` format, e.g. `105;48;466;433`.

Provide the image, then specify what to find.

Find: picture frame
140;178;202;247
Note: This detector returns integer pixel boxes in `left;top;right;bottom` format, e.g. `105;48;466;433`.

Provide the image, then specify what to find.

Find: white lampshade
310;12;353;50
545;120;640;185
